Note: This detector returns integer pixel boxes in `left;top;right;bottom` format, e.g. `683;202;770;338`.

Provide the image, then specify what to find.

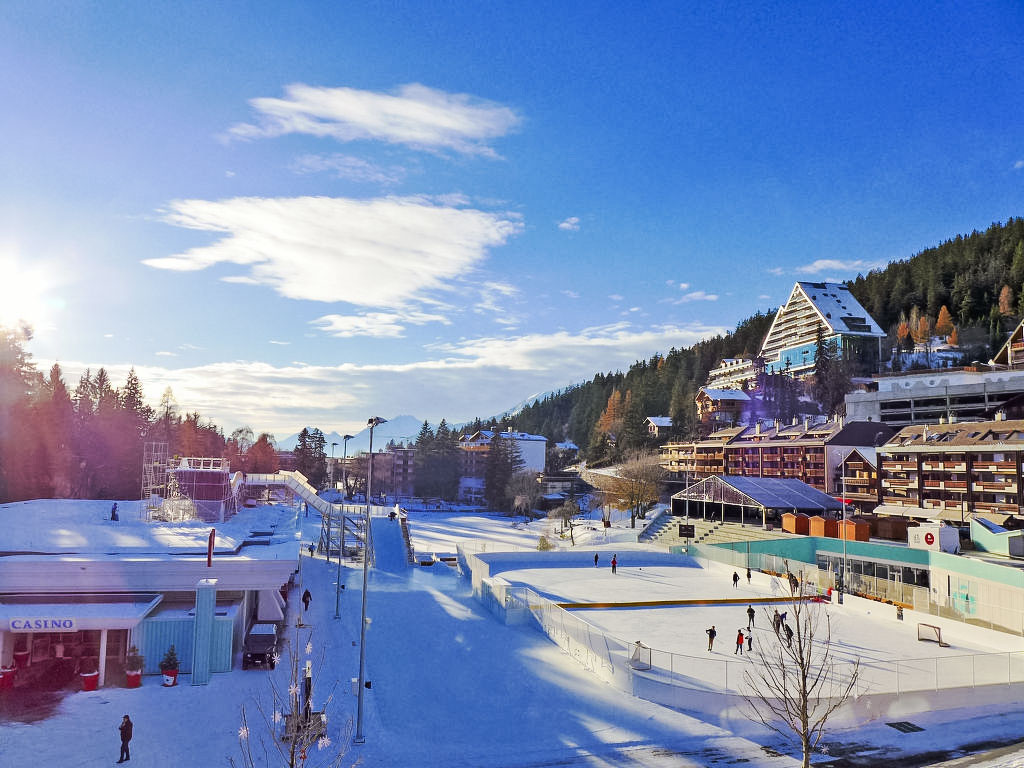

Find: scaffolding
141;441;170;517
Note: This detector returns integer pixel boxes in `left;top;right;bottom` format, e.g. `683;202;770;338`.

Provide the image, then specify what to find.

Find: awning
0;594;163;632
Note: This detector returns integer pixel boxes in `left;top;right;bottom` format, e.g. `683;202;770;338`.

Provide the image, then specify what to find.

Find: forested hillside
511;218;1024;461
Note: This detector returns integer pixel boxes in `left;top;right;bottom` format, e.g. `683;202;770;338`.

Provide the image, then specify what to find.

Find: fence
689;542;1024;636
459;544;1024;716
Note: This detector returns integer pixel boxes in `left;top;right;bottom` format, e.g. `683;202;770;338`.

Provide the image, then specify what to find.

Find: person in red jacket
735;630;745;655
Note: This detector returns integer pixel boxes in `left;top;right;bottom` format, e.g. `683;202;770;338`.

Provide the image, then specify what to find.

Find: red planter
80;672;99;691
0;667;15;689
13;650;30;669
161;669;178;687
125;670;142;688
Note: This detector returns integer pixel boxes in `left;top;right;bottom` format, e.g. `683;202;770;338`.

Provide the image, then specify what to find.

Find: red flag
207;528;215;567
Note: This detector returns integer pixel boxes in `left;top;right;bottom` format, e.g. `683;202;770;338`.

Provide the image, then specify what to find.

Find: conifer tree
934;305;954;336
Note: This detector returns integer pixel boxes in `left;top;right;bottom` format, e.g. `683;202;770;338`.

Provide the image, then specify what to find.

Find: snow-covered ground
1;502;1024;766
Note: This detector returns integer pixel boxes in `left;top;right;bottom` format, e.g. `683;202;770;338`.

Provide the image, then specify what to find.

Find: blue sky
2;1;1022;439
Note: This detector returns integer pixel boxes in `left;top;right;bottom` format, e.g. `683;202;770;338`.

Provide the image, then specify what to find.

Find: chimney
755;421;762;435
948;413;957;424
996;410;1006;422
803;417;811;431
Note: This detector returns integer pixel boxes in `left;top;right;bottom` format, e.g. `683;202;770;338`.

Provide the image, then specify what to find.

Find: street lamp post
355;416;386;744
330;442;338;488
341;435;353;498
834;449;849;599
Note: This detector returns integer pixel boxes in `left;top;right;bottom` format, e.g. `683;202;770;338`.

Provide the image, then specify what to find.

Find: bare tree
609;450;664;528
742;578;860;768
548;499;581;545
232;626;357;768
508;470;542;519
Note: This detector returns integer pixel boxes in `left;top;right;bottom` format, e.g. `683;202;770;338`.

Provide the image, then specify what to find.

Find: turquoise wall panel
137;617;194;675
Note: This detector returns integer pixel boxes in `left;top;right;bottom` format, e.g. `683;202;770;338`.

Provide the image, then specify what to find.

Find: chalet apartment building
457;430;547;503
877;415;1024;526
706;282;885;393
661;418;895;508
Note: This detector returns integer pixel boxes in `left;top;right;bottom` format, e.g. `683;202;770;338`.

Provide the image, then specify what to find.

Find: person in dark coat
732;571;739;588
746;567;752;584
110;503;119;521
611;555;617;574
117;714;133;762
706;625;717;651
307;543;315;558
746;605;755;630
783;622;794;648
302;589;312;611
735;630;744;655
773;608;781;634
594;553;599;567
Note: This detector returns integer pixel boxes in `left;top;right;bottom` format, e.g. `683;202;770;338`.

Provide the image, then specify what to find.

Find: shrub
159;645;179;672
537;535;553;551
126;645;143;671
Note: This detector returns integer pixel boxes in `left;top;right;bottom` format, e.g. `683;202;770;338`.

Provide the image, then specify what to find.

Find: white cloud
674;290;719;303
608;294;624;302
558;216;580;231
677;282;690;291
561;290;580;299
228;83;520;157
767;267;785;276
793;258;883;275
269;340;290;346
291;153;405;185
311;309;449;338
1015;160;1024;170
156;351;176;357
144;196;522;316
46;322;727;437
759;294;772;300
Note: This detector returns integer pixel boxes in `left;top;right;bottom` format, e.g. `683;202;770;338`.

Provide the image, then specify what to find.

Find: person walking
783;622;794;648
735;629;744;655
732;571;739;588
117;714;133;763
746;631;753;652
746;605;755;630
773;608;781;634
110;503;119;521
611;555;617;575
302;588;312;612
594;553;599;567
746;567;752;584
706;625;717;651
307;543;315;558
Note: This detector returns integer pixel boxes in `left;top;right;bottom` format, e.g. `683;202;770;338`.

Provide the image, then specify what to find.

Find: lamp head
367;416;387;428
343;434;353;441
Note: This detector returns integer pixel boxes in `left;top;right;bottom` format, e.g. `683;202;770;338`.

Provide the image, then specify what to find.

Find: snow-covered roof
796;282;885;337
697;387;750;401
462;430;547;443
645;416;673;427
555;441;579;451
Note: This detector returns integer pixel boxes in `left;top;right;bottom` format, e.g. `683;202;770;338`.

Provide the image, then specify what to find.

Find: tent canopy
671;475;844;514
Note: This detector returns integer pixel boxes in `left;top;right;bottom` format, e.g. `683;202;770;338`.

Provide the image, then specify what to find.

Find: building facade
846;367;1024;427
458;430;547;503
877;416;1024;526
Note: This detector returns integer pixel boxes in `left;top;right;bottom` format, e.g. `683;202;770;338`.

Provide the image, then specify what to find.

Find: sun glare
0;254;61;331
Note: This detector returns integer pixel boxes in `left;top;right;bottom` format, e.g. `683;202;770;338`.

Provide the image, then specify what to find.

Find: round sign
924;532;935;545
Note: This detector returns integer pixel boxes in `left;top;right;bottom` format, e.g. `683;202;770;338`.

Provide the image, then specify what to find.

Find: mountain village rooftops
697;387;750;401
883;417;1024;450
793;282;885;337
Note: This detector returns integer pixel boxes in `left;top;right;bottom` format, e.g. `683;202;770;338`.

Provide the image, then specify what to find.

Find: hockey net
629;641;652;670
917;623;951;647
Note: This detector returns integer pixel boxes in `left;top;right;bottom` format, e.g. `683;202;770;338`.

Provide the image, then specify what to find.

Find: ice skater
117;714;133;762
773;608;782;634
110;503;119;521
783;623;794;648
594;553;599;567
732;571;739;588
735;629;744;655
302;588;312;612
706;625;717;651
746;567;752;584
611;555;617;575
746;631;753;652
746;605;755;630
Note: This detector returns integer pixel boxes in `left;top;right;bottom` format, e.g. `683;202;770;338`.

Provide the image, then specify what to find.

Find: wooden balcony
972;461;1017;472
944;480;967;491
884;478;916;488
882;460;917;471
972;501;1019;514
922;461;966;471
883;496;918;506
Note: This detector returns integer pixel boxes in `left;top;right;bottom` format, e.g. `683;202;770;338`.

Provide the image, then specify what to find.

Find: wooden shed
838;517;871;542
808;515;839;538
781;512;810;535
